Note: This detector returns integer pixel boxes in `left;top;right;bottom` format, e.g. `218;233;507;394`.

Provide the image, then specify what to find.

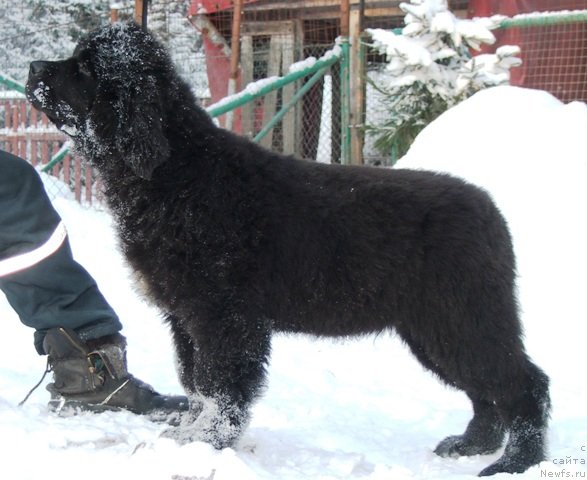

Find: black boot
42;327;188;420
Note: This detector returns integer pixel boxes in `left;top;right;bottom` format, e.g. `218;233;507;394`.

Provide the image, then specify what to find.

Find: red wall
468;0;587;102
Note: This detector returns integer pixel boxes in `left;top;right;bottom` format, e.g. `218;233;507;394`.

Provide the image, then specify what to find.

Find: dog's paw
148;409;185;426
159;409;238;449
160;424;202;445
434;434;502;458
160;423;236;450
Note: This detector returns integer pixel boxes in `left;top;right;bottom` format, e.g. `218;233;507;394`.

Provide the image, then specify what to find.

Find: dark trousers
0;150;121;354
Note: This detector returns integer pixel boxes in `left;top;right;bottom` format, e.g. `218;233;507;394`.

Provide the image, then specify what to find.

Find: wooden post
240;35;254;137
85;163;93;204
41;115;49;166
226;0;243;131
134;0;147;28
341;0;350;37
111;7;119;23
134;0;143;24
74;156;81;203
64;154;71;188
350;0;365;164
259;35;282;149
281;24;297;155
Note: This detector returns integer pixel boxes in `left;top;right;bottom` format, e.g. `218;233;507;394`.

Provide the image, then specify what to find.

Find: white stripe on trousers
0;221;68;277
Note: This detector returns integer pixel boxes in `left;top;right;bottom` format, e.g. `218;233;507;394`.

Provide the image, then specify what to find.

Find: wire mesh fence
496;18;587;103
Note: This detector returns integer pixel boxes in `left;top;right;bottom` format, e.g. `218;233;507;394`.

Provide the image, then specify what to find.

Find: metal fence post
339;40;351;165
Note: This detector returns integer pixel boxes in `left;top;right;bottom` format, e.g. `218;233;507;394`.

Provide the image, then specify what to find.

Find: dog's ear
117;76;169;180
90;75;169;180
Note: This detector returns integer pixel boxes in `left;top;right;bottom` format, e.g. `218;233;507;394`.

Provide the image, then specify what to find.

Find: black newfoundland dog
27;23;549;476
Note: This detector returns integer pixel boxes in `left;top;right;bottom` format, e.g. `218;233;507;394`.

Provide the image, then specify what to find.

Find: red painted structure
189;1;254;131
469;0;587;102
191;0;587;106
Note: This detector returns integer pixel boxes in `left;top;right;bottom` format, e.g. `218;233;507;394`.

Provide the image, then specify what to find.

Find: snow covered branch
364;0;521;162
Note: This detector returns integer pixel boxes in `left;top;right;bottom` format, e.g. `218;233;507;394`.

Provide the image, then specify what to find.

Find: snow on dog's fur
26;22;549;476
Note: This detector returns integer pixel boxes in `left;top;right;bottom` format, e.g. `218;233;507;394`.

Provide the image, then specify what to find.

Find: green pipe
206;50;341;118
253;66;329;143
339;38;351;165
0;72;25;94
499;10;587;29
41;145;70;172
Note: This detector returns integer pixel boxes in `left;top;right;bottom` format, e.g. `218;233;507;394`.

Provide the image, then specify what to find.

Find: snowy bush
365;0;521;162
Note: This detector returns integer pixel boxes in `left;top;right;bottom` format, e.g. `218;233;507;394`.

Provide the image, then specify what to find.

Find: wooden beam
259;35;282;149
227;0;243;130
350;0;365;164
240;35;254;138
229;0;244;83
134;0;149;27
281;23;298;155
241;1;461;20
134;0;144;24
364;7;403;17
341;0;350;36
242;20;296;36
246;0;344;10
243;0;403;13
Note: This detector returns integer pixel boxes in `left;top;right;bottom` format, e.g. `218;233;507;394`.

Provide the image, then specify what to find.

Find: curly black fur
26;22;550;476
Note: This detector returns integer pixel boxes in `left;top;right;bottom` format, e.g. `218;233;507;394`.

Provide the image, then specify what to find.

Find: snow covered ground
0;85;586;479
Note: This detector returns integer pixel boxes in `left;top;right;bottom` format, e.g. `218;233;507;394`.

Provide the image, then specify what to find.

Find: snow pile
400;85;587;361
0;86;586;479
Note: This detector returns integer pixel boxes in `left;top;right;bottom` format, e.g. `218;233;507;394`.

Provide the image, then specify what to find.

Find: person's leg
0;149;121;353
0;150;187;416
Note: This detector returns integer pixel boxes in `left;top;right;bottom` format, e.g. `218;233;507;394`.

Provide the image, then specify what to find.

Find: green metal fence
206;42;348;163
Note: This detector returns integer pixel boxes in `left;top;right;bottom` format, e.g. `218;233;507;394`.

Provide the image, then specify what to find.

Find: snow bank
401;86;587;363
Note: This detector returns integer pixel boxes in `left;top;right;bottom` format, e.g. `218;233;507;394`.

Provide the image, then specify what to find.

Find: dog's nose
29;61;50;76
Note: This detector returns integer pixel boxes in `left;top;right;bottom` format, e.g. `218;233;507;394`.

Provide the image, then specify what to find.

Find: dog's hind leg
400;333;506;458
430;344;549;476
478;360;550;477
397;321;548;476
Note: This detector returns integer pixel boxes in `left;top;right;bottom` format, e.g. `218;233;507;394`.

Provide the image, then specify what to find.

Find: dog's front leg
163;312;272;449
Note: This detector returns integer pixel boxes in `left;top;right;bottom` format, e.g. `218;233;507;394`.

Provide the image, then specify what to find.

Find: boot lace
18;358;52;406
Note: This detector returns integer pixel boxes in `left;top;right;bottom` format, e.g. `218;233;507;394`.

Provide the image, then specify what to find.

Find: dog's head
26;22;172;179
